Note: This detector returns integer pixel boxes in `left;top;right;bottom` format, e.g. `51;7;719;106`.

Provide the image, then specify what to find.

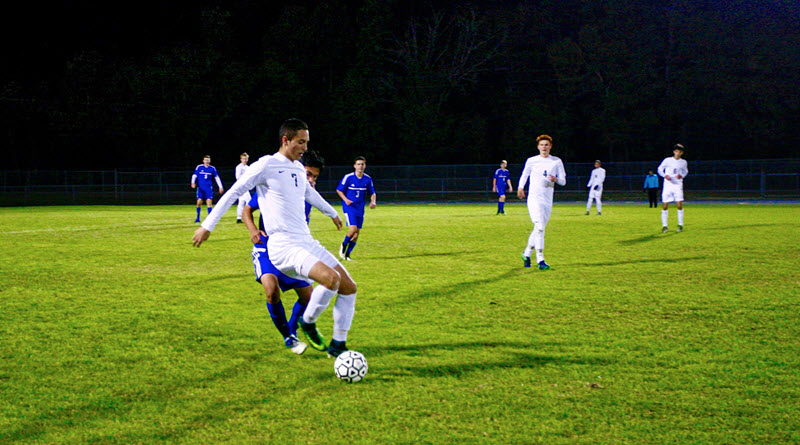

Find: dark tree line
2;0;799;170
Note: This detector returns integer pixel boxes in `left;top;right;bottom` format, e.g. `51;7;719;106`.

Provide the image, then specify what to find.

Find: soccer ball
333;350;368;383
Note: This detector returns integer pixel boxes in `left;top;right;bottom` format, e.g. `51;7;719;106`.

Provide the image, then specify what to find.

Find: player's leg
205;198;214;214
535;204;552;269
195;197;203;222
596;191;602;215
342;216;363;260
289;285;312;337
340;212;356;258
498;192;506;214
586;192;593;214
675;188;684;231
253;244;307;354
661;188;671;232
521;201;538;267
328;264;357;357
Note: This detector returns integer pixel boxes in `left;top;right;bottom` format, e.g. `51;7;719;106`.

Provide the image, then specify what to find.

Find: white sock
303;285;338;323
677;209;684;226
586;200;592;212
596;199;602;213
332;293;356;342
661;209;669;227
535;249;544;263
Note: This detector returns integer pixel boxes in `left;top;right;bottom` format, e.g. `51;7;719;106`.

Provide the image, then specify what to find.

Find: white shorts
662;184;684;203
237;191;252;204
267;232;341;281
527;199;552;227
588;188;603;200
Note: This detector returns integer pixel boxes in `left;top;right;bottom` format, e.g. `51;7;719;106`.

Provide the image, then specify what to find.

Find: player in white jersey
193;119;358;358
235;153;251;224
517;134;567;270
585;160;606;215
657;144;688;233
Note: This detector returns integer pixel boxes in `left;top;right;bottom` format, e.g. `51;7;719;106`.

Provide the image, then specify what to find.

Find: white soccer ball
333;350;368;383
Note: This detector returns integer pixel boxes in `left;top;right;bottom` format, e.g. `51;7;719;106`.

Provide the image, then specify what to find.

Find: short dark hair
354;156;366;163
279;118;309;143
301;150;325;171
673;143;685;152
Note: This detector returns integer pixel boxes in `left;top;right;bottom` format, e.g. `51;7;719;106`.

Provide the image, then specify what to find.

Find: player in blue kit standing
191;155;224;223
336;156;377;261
493;160;512;215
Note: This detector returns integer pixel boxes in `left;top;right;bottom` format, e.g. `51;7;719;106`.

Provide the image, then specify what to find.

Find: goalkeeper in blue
517;134;567;270
336;156;377;261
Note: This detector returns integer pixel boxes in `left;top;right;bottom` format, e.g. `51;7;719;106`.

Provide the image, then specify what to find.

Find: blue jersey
494;168;511;191
337;173;376;216
193;164;220;190
643;174;659;189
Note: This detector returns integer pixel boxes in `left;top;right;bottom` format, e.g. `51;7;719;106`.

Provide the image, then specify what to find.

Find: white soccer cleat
284;335;308;355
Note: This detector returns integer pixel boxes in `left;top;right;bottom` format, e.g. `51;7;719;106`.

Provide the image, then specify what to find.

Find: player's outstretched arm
193;227;211;247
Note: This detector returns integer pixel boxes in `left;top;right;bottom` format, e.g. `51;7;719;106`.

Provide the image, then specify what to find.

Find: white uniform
586;166;606;213
202;152;356;341
518;155;566;255
202;153;339;278
235;162;251;220
658;157;688;203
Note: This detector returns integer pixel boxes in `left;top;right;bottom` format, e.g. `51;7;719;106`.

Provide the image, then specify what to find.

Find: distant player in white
193;118;358;358
235;152;251;223
585;160;606;215
517;134;567;270
658;144;688;233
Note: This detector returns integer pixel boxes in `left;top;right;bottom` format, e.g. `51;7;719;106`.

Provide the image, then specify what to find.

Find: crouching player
243;192;313;355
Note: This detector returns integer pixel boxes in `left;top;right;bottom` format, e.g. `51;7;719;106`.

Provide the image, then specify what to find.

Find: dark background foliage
2;0;798;170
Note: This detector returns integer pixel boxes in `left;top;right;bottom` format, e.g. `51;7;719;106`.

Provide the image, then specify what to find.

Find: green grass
1;203;799;444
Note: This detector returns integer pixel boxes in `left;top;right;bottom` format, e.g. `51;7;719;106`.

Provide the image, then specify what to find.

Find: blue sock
342;235;351;249
196;207;201;219
288;301;307;336
266;302;291;338
207;207;213;214
499;202;505;212
345;241;357;257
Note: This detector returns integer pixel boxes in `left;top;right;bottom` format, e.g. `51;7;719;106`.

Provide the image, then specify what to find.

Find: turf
1;203;798;444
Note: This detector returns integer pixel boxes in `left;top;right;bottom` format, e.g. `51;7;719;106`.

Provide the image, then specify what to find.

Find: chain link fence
1;159;798;206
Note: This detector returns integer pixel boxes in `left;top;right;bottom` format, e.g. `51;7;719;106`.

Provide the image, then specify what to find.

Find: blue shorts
252;243;311;292
196;187;214;201
343;210;364;229
496;188;507;198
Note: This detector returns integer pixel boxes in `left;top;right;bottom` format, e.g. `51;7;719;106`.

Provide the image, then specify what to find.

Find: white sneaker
284;335;308;355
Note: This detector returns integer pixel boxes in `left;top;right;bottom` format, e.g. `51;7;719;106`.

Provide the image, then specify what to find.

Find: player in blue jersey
243;192;312;355
336;156;377;261
301;150;326;224
493;160;512;215
191;155;224;223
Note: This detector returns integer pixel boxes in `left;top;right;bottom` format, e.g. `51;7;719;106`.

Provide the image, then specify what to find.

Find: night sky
3;1;799;170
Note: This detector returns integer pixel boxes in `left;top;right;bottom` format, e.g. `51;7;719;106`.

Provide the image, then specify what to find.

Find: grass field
1;202;799;444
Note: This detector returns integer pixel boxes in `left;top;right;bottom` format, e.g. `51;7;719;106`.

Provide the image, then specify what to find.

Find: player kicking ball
193;119;359;359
